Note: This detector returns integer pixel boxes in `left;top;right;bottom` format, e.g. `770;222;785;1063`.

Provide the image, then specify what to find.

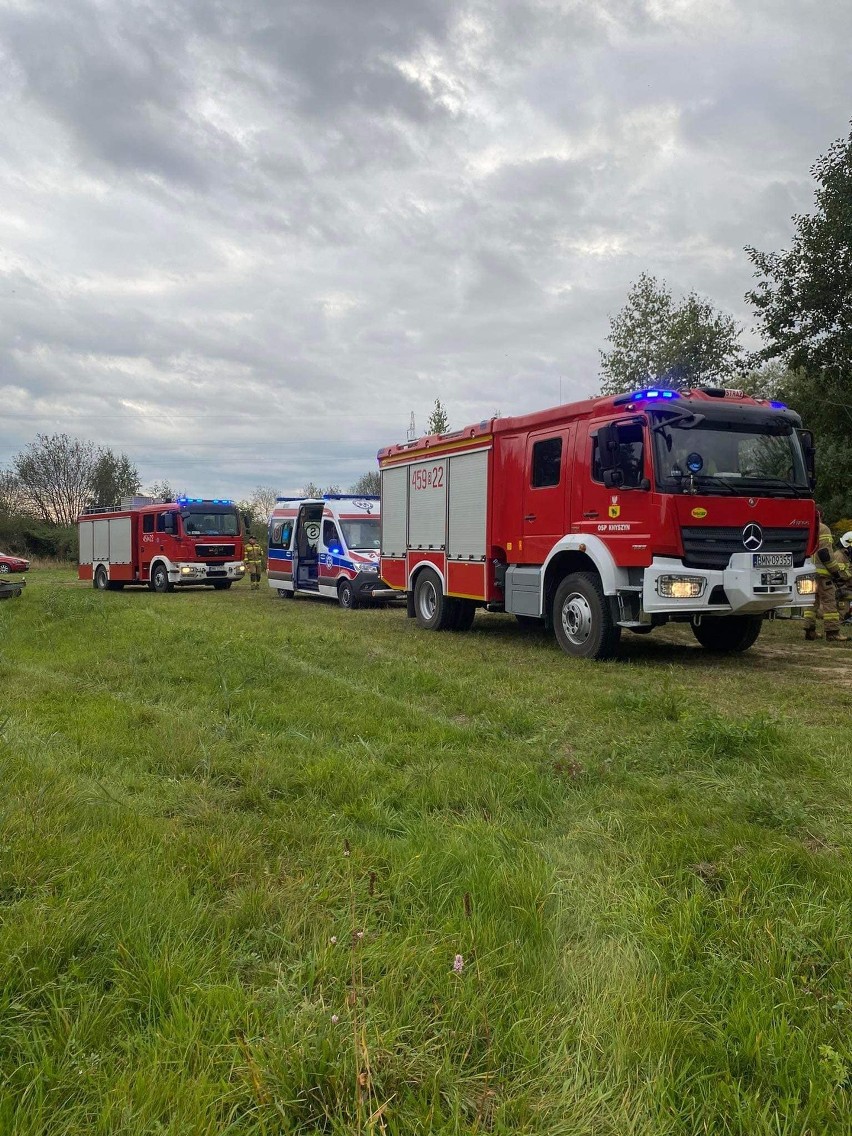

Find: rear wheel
413;568;454;630
552;572;621;660
691;615;762;653
277;588;292;599
150;563;173;593
94;565;108;591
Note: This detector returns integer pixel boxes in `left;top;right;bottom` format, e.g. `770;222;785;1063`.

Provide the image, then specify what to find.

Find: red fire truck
378;386;819;659
78;496;246;591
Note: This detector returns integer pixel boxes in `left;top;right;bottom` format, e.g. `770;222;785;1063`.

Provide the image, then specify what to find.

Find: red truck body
78;496;246;592
378;386;818;658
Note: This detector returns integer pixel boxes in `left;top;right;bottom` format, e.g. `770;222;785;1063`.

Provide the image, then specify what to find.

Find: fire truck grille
196;544;235;558
681;526;809;570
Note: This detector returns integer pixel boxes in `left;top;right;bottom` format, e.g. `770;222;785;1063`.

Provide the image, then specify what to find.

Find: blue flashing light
770;401;788;410
632;388;680;401
176;496;232;505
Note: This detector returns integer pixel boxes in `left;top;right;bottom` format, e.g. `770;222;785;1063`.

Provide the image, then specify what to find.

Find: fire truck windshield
180;509;241;537
652;414;810;497
340;518;380;550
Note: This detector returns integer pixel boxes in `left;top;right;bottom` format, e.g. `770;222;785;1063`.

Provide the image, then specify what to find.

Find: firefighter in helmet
837;531;852;625
244;533;264;591
804;509;850;642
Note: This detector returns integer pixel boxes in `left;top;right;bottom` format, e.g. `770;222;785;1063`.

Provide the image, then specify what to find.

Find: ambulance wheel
552;572;621;660
690;615;762;653
212;580;232;590
413;568;454;631
150;563;173;593
450;600;476;631
277;588;292;599
338;580;358;609
94;566;108;591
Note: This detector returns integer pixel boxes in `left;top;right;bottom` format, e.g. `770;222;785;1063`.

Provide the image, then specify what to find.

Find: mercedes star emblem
742;523;763;551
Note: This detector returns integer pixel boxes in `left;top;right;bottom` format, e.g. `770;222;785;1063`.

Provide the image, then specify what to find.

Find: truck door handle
524;514;536;522
583;511;599;519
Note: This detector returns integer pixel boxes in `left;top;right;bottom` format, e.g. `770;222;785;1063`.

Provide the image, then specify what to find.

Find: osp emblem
742;523;763;551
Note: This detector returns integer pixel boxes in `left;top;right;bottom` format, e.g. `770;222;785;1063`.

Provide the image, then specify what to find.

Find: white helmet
841;531;852;549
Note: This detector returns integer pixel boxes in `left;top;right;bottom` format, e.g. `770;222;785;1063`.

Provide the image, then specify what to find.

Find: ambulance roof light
612;388;680;406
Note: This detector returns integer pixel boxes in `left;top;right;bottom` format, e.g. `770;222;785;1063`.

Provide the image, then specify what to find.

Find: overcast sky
1;0;850;500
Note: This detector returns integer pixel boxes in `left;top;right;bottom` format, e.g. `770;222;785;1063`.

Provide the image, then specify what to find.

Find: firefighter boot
804;627;817;641
826;627;848;643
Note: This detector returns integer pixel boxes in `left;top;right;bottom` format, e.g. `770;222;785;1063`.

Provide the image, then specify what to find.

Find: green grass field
1;568;851;1135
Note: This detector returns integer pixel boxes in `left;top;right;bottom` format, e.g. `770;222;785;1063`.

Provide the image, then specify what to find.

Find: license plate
753;553;792;568
207;568;225;576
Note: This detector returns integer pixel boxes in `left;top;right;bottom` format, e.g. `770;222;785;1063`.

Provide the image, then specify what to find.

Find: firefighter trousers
803;576;840;631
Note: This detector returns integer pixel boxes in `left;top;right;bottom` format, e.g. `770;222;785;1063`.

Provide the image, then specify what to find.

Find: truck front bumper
641;554;816;617
171;561;246;584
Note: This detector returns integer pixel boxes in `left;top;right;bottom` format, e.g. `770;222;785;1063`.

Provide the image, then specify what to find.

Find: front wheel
150;563;173;593
338;579;358;609
691;615;762;653
0;564;10;574
212;580;232;590
413;568;455;630
552;572;621;660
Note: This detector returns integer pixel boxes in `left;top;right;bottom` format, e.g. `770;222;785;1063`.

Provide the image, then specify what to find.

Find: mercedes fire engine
267;494;382;607
79;496;246;591
378;386;819;659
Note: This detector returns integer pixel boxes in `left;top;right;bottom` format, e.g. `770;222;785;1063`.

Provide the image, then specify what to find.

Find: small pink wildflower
330;936;337;945
356;930;364;940
453;954;464;974
331;1014;339;1024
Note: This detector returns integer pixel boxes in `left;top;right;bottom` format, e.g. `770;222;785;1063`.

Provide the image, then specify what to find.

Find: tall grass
0;569;850;1133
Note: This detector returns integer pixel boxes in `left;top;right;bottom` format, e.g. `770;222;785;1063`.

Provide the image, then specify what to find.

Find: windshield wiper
691;474;739;495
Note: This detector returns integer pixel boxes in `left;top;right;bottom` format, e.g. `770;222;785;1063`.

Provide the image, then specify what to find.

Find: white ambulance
267;495;383;607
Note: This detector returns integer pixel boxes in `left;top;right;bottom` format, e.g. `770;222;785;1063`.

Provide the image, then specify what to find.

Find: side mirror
799;429;816;492
597;425;620;473
602;469;624;488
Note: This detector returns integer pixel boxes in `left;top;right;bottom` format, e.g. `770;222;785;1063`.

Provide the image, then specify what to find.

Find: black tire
94;566;108;591
212;580;232;590
413;568;455;631
451;600;476;632
690;615;762;653
150;563;173;593
338;579;358;609
277;588;292;599
0;564;10;574
552;572;621;660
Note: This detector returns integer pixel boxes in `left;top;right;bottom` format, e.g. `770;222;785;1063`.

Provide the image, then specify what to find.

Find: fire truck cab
79;496;246;591
267;495;382;608
379;386;819;659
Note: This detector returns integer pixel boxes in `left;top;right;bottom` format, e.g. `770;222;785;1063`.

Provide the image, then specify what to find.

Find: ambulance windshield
340;518;380;550
181;509;241;537
652;414;810;498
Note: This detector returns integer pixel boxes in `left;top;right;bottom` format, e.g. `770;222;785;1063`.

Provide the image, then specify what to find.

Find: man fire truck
267;494;382;607
378;386;819;659
78;496;246;591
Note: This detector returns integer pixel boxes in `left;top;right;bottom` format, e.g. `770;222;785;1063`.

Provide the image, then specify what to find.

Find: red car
0;552;29;574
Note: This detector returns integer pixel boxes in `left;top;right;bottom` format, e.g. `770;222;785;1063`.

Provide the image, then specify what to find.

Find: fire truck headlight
656;575;705;599
796;574;818;595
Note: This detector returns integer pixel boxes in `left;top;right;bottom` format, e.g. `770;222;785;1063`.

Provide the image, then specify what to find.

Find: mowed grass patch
0;568;851;1134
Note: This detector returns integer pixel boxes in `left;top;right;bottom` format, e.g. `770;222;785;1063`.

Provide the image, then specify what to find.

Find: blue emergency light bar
770;401;788;410
176;496;233;505
634;388;680;401
613;387;681;406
